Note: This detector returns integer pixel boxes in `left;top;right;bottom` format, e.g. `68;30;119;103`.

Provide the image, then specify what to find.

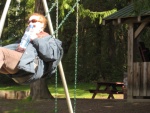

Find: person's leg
0;48;5;69
0;67;9;74
2;64;19;74
0;47;23;74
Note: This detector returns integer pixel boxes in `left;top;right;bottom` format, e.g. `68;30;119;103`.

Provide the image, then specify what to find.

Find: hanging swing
0;0;78;87
0;0;63;85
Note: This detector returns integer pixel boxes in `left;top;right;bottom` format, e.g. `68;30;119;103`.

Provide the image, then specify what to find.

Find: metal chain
45;2;57;17
46;1;80;113
52;0;80;36
55;0;59;112
74;0;79;113
16;0;20;16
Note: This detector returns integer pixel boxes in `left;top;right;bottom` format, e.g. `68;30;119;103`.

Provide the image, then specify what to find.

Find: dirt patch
0;99;150;113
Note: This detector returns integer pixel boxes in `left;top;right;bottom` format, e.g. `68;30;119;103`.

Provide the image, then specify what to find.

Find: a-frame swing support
0;0;73;113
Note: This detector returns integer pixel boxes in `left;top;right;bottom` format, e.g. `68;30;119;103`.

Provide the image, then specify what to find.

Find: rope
73;0;79;113
54;0;59;113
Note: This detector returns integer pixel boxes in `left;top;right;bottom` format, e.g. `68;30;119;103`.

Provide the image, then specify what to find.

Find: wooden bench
89;82;124;99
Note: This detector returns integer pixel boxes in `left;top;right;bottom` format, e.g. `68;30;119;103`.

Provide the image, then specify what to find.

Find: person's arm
4;43;18;50
31;35;58;62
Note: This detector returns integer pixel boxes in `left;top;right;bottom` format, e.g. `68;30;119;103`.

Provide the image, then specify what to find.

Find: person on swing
0;13;61;84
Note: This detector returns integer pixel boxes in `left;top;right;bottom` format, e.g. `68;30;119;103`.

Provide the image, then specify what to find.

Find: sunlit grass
48;82;95;98
0;85;30;91
0;82;114;99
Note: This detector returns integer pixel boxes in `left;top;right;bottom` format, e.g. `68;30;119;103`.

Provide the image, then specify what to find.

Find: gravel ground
0;99;150;113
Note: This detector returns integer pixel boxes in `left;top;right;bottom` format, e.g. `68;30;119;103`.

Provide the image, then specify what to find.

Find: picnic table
89;82;124;99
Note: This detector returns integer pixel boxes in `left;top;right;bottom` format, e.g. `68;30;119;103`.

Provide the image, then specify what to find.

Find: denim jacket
4;35;62;84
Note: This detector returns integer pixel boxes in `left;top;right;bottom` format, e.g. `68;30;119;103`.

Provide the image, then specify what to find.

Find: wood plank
133;62;137;96
137;62;141;96
143;62;147;96
137;16;141;22
139;62;148;96
97;82;123;86
125;17;150;24
134;22;148;38
147;62;150;96
89;90;123;94
127;23;134;100
140;62;144;96
133;62;150;97
133;62;140;96
102;20;106;25
117;18;121;24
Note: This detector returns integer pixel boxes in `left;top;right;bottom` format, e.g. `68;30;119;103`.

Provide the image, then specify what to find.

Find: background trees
0;0;150;85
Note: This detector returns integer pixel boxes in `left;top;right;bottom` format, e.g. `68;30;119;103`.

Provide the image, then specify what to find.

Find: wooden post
127;23;134;102
134;22;148;38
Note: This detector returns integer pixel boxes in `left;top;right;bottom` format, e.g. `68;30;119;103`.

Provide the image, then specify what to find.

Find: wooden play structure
103;4;150;102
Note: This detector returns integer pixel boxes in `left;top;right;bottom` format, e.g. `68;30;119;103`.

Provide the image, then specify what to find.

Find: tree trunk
29;0;54;100
34;0;45;14
30;78;54;100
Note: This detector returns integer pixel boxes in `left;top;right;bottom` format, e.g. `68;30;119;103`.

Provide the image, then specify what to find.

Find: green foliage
0;0;130;84
79;5;117;24
57;0;129;82
59;0;74;18
133;0;150;14
1;0;35;46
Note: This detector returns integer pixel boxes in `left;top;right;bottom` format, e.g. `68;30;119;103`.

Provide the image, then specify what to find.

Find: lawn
0;82;115;99
0;83;125;113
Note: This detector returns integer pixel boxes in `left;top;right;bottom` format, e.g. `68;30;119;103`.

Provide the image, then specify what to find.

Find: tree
1;0;144;86
133;0;150;14
29;0;53;100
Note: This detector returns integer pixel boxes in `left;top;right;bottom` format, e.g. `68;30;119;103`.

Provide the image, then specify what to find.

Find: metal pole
42;1;73;113
42;1;54;35
0;0;11;38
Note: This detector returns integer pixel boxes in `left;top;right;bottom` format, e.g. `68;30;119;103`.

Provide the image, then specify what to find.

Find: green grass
0;83;124;113
0;85;29;91
0;82;110;99
48;82;97;98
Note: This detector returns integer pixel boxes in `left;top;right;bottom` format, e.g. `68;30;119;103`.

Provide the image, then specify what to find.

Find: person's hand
30;31;38;40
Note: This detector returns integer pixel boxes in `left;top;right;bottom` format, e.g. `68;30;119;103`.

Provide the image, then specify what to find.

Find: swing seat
7;38;63;85
12;72;32;84
10;58;39;84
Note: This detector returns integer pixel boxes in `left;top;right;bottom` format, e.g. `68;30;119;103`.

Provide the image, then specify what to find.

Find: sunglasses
28;19;41;24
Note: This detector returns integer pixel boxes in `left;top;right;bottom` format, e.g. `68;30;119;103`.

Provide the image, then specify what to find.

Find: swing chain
16;0;20;16
74;0;79;112
45;2;57;17
54;0;59;113
52;0;80;36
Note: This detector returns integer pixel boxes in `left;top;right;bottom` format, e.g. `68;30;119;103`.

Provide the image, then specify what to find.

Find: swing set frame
0;0;75;113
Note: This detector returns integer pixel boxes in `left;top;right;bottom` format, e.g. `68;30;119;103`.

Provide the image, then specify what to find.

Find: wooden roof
102;4;150;25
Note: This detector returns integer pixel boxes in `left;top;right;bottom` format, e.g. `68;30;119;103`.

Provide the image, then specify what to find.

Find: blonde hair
29;13;47;29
